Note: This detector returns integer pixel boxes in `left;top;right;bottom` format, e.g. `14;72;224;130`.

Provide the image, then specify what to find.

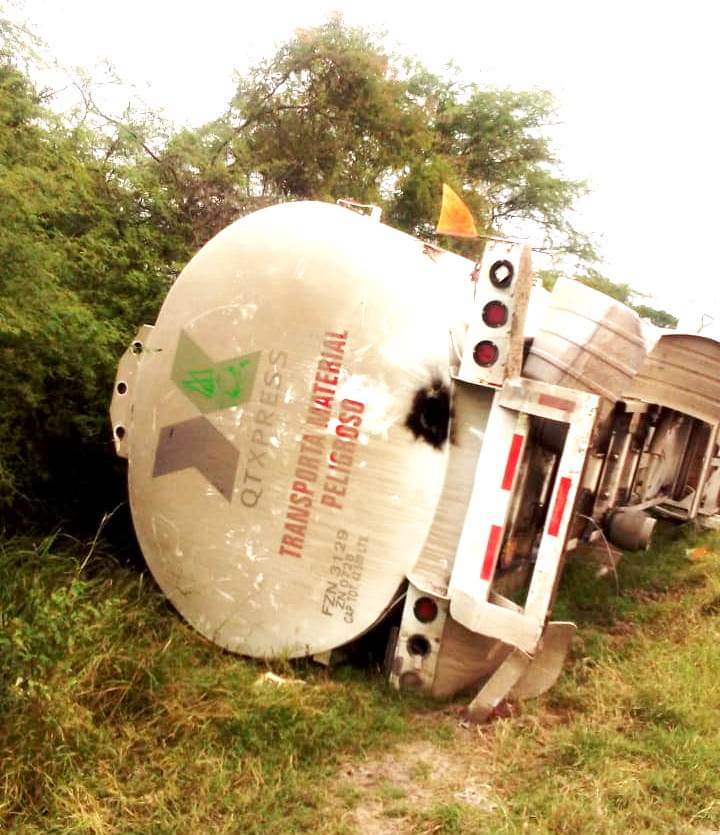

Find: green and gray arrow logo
171;331;260;413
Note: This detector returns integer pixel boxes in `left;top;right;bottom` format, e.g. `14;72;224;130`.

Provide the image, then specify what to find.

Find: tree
211;17;590;257
72;17;595;262
220;18;429;203
390;85;593;259
0;12;675;526
0;53;179;521
628;303;678;329
540;268;677;328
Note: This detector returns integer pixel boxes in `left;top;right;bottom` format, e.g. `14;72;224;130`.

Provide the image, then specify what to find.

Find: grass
0;533;424;833
410;524;720;834
1;522;719;833
480;525;720;834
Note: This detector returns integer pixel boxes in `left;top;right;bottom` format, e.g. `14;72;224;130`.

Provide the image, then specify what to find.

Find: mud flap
510;621;576;700
466;621;576;721
466;647;531;722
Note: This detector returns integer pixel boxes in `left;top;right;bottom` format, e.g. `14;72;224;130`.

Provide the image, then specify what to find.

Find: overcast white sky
7;0;720;326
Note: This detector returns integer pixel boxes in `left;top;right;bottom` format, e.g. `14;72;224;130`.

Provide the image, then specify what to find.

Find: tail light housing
457;242;532;387
413;596;439;623
482;300;509;327
473;340;499;367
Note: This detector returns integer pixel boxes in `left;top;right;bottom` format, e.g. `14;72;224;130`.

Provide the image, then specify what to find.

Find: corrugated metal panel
626;333;720;424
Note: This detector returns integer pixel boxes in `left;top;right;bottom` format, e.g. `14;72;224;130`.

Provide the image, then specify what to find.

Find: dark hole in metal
404;377;451;449
489;259;514;288
117;381;128;395
407;634;431;657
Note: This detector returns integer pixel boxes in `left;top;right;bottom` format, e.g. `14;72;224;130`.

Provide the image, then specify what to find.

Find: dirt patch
336;734;497;834
701;594;720;616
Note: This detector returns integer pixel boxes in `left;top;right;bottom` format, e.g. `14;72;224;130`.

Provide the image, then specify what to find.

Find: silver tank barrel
523;277;648;402
115;201;477;659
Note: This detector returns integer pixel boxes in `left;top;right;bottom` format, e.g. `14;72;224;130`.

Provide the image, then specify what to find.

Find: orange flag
435;184;479;238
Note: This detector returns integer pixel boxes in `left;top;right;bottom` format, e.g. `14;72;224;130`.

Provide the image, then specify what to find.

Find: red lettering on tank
318;359;340;375
279;330;360;558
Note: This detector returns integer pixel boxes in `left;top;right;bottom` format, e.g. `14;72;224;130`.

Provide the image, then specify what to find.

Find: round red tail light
473;340;499;367
482;300;508;327
414;596;438;624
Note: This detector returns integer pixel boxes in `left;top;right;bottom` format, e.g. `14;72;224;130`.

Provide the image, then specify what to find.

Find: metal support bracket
110;324;154;458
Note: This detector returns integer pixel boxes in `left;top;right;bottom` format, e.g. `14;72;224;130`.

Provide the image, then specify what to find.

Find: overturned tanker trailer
110;200;720;719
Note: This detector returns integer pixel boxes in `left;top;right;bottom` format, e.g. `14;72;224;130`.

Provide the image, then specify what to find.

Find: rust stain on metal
538;393;576;413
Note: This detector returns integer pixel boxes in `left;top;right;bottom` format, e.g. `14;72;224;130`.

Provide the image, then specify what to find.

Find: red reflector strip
538;393;576;413
501;433;525;490
548;477;572;537
481;525;503;581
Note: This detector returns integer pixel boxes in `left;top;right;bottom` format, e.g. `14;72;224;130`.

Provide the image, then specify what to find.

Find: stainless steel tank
523;277;649;402
112;201;478;659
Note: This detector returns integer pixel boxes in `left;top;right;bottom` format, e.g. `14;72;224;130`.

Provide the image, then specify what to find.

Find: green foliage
168;15;593;259
0;13;676;522
538;268;560;291
631;303;678;329
576;267;633;303
0;59;179;521
227;16;429;205
575;270;678;328
538;268;678;329
417;86;593;259
3;526;719;831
